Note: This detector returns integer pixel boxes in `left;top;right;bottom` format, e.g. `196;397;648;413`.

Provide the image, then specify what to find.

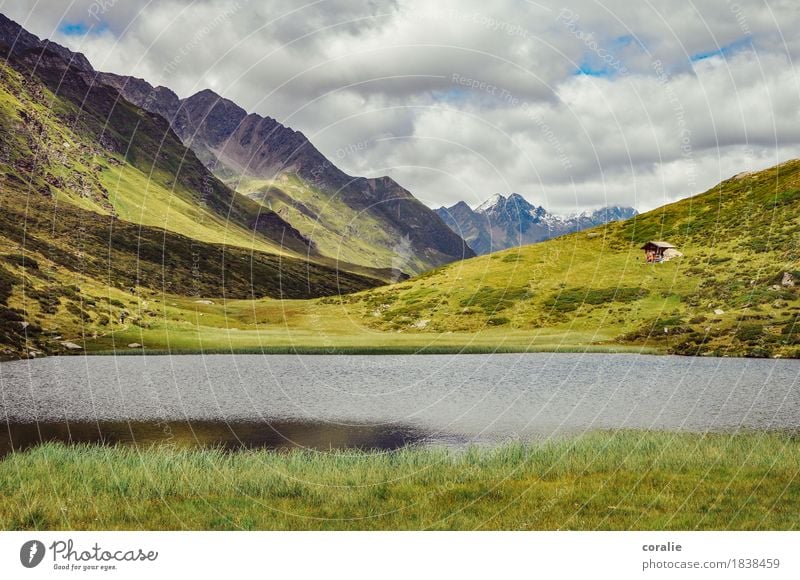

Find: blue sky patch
690;36;753;62
575;62;612;77
572;34;640;77
58;21;108;37
574;51;625;78
612;35;635;48
435;87;470;103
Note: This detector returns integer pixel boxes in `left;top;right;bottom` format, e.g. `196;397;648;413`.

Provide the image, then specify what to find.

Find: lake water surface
1;354;798;454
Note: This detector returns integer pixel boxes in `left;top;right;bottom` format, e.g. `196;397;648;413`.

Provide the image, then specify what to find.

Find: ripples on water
1;353;798;453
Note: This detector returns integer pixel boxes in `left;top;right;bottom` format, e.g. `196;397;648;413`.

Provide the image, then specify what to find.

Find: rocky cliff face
436;193;637;254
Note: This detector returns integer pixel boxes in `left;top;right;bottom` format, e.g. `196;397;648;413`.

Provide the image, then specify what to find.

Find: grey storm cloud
3;0;799;213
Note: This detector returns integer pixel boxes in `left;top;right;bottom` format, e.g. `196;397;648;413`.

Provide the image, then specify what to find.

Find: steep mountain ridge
0;14;318;257
0;13;474;275
105;79;475;272
436;193;636;254
0;12;93;72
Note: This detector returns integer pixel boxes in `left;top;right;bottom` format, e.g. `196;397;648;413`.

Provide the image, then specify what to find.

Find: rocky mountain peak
474;193;505;213
437;192;637;255
0;13;93;73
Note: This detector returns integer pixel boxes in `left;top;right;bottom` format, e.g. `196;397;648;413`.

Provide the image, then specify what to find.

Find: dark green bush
459;286;530;314
544;287;649;313
3;254;39;270
736;324;763;343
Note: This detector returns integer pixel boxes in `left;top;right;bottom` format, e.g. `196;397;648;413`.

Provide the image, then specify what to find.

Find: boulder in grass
127;343;143;349
61;341;82;350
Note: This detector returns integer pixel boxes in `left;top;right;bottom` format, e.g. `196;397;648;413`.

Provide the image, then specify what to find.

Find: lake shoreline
89;344;662;355
11;342;799;359
7;345;689;359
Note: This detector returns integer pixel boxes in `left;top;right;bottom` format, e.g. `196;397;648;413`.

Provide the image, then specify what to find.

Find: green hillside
0;48;314;257
0;49;382;359
234;173;424;273
342;160;800;357
44;159;800;360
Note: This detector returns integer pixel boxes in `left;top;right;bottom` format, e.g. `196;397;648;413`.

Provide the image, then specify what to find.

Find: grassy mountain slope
235;174;423;273
65;159;800;359
2;45;315;257
0;22;405;282
0;47;383;359
342;160;800;357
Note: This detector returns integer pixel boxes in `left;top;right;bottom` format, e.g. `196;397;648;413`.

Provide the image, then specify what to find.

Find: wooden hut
641;241;679;263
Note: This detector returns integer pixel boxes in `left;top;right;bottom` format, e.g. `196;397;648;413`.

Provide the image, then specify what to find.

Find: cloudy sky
3;0;799;213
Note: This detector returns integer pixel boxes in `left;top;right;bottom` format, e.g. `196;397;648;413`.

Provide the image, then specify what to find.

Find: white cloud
2;0;799;213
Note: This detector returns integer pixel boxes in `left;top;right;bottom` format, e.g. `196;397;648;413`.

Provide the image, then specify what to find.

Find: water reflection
0;420;430;457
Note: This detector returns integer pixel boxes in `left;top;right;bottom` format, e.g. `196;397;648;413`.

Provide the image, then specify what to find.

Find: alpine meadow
0;2;799;547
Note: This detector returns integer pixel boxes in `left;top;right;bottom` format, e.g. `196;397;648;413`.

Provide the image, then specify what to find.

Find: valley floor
38;292;688;357
1;431;798;530
87;321;659;356
10;230;800;360
63;289;791;358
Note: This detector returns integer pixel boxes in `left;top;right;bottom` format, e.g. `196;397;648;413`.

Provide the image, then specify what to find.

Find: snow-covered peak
474;193;506;213
439;194;637;255
541;212;568;226
473;192;549;224
560;206;637;222
566;209;594;220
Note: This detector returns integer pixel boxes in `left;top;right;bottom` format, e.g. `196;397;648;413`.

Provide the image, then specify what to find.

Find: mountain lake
1;353;798;455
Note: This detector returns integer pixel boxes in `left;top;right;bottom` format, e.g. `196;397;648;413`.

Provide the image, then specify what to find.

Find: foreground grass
1;432;798;530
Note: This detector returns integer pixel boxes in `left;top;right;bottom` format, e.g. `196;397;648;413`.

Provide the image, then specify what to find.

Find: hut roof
641;241;676;249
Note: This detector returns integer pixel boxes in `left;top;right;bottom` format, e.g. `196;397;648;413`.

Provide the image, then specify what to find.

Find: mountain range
436;193;637;255
97;67;473;275
0;12;472;276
